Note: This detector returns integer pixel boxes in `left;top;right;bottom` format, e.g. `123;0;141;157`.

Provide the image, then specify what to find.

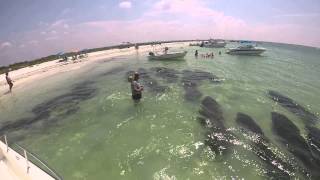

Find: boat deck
0;140;57;180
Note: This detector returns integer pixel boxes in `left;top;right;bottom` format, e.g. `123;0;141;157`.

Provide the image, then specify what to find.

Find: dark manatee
236;113;264;136
272;112;320;178
0;81;97;134
236;113;293;179
182;70;218;83
182;81;203;102
307;126;320;161
198;96;235;158
268;90;320;162
149;67;180;83
126;68;168;94
101;66;126;76
268;90;319;125
181;70;219;102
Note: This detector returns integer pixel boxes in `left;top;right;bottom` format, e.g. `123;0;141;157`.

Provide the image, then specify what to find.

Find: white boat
148;47;187;60
201;39;227;48
0;135;62;180
226;44;266;55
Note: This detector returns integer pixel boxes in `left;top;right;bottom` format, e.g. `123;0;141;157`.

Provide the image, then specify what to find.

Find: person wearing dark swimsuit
130;72;144;102
5;72;13;92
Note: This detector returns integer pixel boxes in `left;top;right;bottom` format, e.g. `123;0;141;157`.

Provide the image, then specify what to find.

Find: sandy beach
0;42;192;98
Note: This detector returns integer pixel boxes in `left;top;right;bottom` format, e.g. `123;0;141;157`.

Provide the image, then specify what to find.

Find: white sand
0;42;193;98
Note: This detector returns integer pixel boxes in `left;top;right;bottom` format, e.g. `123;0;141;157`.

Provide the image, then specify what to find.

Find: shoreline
0;41;194;97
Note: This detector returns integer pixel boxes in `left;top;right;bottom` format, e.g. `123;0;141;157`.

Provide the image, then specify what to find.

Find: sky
0;0;320;65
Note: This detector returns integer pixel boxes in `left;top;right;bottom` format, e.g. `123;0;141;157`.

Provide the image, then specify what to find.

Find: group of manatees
126;67;222;101
126;67;320;179
0;66;129;136
127;67;320;179
0;81;97;134
198;91;320;179
1;65;319;179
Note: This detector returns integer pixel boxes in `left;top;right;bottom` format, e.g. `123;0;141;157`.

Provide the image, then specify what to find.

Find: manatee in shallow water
181;70;220;102
268;90;320;160
236;113;264;136
198;96;235;158
307;126;320;161
0;81;97;134
182;70;218;83
126;68;168;94
183;81;202;102
149;67;180;83
268;90;319;125
140;68;168;93
101;66;126;76
236;112;295;179
272;112;320;178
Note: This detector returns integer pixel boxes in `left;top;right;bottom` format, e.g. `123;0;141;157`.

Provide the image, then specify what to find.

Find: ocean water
1;42;320;179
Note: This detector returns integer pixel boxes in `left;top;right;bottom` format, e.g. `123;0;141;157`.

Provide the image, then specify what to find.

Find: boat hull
148;51;187;60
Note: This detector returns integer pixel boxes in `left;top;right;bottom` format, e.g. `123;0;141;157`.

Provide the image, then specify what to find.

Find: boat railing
0;135;63;180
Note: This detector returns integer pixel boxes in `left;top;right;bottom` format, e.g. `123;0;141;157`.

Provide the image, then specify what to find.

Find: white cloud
274;13;320;18
1;42;12;48
41;31;47;35
119;1;132;9
63;24;69;29
45;36;59;41
76;0;320;47
61;8;72;16
51;30;57;34
51;19;66;27
28;40;39;45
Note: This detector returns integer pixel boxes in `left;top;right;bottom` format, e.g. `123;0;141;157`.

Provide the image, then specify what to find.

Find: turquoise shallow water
1;42;320;179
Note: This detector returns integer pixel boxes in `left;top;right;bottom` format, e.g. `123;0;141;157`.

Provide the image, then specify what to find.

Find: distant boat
226;44;266;55
201;39;227;48
148;47;187;60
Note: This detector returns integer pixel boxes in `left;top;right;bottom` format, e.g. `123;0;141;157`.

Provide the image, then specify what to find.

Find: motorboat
0;135;62;180
226;44;266;55
148;47;187;60
201;39;227;48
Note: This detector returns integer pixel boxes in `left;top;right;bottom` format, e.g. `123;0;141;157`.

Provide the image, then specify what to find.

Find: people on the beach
219;51;222;55
195;50;198;58
130;72;144;102
5;72;13;92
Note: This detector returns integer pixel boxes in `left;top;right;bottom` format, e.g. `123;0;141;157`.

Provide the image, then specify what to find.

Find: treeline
0;39;199;75
0;55;61;75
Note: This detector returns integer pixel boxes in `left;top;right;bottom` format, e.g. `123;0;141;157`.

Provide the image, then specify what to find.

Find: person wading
5;72;13;92
130;72;144;102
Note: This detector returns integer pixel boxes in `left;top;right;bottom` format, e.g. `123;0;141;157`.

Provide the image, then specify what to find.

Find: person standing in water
195;50;198;58
5;72;13;92
131;72;144;102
